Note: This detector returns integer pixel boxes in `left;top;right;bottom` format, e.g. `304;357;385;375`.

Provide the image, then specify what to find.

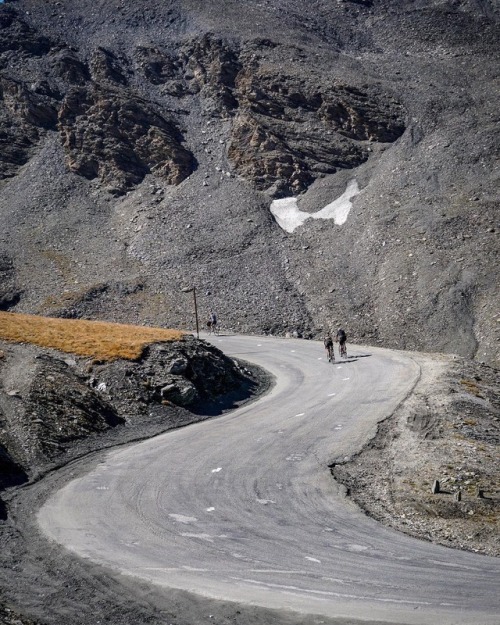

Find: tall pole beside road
181;286;199;339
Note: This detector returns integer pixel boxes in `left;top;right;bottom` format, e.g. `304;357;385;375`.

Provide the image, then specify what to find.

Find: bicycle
326;344;335;362
324;335;335;362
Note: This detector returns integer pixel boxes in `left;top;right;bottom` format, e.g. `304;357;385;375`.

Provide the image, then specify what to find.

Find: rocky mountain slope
0;0;499;366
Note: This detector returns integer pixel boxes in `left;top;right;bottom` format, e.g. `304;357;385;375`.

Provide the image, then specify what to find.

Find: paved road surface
38;335;500;625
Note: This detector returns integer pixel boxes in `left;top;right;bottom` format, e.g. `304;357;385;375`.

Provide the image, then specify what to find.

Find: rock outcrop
0;8;195;194
58;85;195;194
0;76;57;179
0;6;403;196
0;254;20;310
0;336;256;486
228;72;405;196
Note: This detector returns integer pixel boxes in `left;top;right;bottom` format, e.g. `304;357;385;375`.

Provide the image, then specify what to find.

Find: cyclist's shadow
336;353;372;364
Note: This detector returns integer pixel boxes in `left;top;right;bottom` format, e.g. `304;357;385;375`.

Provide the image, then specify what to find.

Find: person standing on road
208;310;218;335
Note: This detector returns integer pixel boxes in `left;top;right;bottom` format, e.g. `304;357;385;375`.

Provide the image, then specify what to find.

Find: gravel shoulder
332;352;500;558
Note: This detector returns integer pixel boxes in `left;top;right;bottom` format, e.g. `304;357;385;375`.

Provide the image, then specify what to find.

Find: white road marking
347;544;369;552
182;566;209;572
305;556;322;563
295;413;305;417
169;514;197;524
180;533;214;542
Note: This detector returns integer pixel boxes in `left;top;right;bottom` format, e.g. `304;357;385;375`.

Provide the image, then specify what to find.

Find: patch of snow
269;197;310;233
270;179;360;233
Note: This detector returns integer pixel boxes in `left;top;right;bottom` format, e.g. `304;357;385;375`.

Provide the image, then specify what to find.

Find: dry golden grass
0;311;185;361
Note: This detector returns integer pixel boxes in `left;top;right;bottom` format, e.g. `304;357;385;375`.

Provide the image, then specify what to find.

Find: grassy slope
0;312;185;361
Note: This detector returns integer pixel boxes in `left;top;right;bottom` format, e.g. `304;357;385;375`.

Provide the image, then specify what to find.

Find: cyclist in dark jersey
324;333;334;362
336;328;347;357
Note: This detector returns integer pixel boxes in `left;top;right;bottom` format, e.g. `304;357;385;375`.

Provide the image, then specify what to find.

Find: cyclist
324;333;335;362
336;328;347;358
208;311;218;335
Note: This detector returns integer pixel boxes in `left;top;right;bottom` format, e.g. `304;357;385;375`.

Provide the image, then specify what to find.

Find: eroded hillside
0;0;498;365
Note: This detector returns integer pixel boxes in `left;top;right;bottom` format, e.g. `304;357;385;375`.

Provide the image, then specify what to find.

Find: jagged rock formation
228;73;405;196
58;86;195;194
0;0;498;366
0;6;195;193
1;10;402;196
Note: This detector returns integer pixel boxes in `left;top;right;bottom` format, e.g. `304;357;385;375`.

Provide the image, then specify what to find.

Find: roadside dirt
332;353;500;557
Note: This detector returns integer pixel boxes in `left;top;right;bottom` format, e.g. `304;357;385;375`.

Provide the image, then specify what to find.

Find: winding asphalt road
38;335;500;625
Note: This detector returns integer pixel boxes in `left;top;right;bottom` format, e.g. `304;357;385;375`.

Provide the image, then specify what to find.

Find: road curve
38;335;500;625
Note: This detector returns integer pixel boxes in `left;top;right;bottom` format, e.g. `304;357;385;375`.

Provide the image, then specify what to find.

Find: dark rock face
58;86;195;193
0;4;402;196
90;47;128;85
228;73;404;196
21;355;123;462
0;8;194;194
0;11;58;177
0;7;51;57
0;254;20;310
50;49;90;85
0;77;57;179
0;444;27;490
179;34;242;114
135;45;178;85
91;337;254;416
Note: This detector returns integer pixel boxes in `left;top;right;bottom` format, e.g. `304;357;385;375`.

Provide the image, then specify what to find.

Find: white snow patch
270;179;360;233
